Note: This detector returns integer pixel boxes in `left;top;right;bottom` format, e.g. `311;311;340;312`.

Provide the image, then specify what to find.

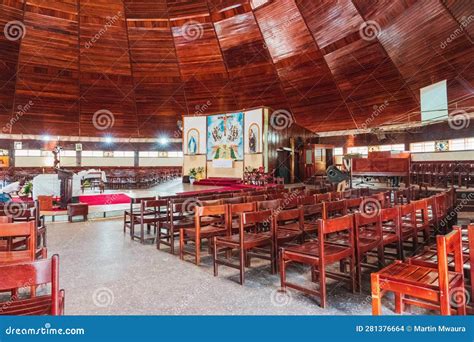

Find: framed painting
207;112;244;160
248;123;260;154
186;128;200;155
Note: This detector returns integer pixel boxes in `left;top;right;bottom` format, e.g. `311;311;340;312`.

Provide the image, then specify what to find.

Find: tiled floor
32;179;472;314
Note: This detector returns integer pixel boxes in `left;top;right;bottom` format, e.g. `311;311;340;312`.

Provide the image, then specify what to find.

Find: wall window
449;138;474;151
61;150;76;157
139;151;159;158
82;151;104;157
113;151;134;158
347;146;368;156
378;144;405;152
333;147;343;156
139;151;183;158
168;151;183;157
15;149;41;157
410;141;435;153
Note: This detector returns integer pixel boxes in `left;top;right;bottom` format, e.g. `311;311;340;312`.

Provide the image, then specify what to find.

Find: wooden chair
379;207;403;263
280;215;356;308
316;193;331;203
222;196;245;204
256;199;281;211
281;196;299;210
0;254;64;315
180;204;228;265
354;213;383;291
0;221;46;264
299;195;316;206
123;196;156;236
267;192;286;200
213;210;275;284
322;200;347;219
346;197;362;213
372;227;466;315
246;194;266;203
157;201;195;254
302;203;323;238
131;199;167;244
412;199;431;249
228;202;256;234
399;203;417;256
274;208;304;260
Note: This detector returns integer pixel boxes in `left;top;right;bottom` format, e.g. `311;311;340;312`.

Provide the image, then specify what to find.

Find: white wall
15;156;76;167
139;157;183;167
411;151;474;161
81;157;135;167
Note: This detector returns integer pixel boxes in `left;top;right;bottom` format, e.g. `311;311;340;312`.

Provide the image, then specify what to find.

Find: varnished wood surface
0;0;472;136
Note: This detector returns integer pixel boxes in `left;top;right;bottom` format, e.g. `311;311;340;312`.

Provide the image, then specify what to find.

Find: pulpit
56;169;74;209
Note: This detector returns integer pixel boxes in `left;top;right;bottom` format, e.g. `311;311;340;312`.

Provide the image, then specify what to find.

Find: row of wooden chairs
0;207;64;315
372;225;474;315
411;162;474;188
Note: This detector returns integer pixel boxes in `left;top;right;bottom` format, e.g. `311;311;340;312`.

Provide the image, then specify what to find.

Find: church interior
0;0;473;316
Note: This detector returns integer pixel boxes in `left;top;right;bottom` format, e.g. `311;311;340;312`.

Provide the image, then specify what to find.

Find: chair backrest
214;193;233;199
143;199;167;210
246;194;266;203
380;207;400;230
354;212;383;246
131;196;155;205
437;227;463;298
365;192;387;209
266;192;285;200
281;196;299;210
242;209;273;228
196;195;215;201
0;221;36;264
411;199;429;225
434;193;448;221
257;199;281;211
222;196;245;204
316;192;331;203
195;204;227;230
302;203;323;221
318;214;354;239
230;202;256;216
0;254;61;315
322;200;347;219
275;207;304;230
299;195;316;206
201;199;223;207
0;216;13;223
330;191;343;201
345;197;362;213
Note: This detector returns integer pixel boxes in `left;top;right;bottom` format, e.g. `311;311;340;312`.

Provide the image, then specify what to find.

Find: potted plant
19;181;33;200
196;167;205;181
188;168;197;185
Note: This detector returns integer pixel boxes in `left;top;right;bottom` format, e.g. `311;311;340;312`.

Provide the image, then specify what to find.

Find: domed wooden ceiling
0;0;473;138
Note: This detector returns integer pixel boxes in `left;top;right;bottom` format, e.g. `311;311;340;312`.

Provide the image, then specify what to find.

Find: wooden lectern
56;169;74;209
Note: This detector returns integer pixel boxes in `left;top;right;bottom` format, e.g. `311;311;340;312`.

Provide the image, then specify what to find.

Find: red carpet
194;177;242;186
78;193;131;206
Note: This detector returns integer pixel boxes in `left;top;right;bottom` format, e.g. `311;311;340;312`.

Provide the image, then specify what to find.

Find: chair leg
170;228;175;255
179;230;184;260
371;273;382;315
239;247;245;285
395;292;404;314
195;237;201;266
280;250;286;290
213;238;218;277
319;263;327;308
355;255;361;293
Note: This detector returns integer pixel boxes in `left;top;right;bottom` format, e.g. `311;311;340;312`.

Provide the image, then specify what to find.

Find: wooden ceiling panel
169;0;236;114
298;0;419;128
12;0;80;135
254;0;356;131
0;0;24;131
79;0;138;137
212;4;289;110
125;0;186;137
375;0;474;110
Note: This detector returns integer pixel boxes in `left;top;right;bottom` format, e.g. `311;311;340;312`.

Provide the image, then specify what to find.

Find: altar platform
193;177;242;186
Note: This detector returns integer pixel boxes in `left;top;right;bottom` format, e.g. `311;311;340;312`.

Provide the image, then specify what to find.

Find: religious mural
207;112;244;160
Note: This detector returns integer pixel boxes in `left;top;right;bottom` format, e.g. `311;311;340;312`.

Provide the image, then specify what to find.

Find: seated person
0;178;25;202
326;165;349;192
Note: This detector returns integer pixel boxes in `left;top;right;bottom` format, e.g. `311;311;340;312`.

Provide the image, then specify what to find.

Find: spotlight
42;135;50;142
105;136;113;144
159;137;169;146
